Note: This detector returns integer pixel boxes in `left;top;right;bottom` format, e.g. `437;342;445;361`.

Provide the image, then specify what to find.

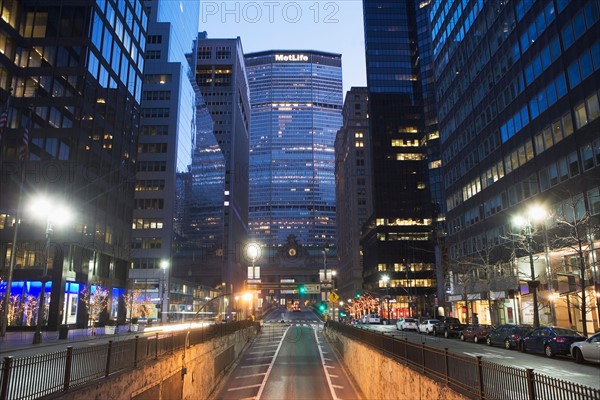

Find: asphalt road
361;323;600;389
212;308;362;400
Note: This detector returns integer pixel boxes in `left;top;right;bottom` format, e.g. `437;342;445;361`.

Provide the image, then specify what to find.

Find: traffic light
298;284;307;294
318;302;327;312
355;292;361;299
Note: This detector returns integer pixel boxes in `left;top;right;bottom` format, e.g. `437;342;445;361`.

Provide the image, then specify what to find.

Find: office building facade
432;0;600;331
334;87;372;299
0;0;147;330
245;50;343;250
193;34;250;297
362;0;440;319
129;1;201;321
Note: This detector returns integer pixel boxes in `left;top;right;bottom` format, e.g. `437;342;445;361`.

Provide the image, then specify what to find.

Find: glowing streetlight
30;195;73;344
160;259;169;323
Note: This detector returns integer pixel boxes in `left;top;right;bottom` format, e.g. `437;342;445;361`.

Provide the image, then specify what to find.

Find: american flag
18;117;30;161
0;97;9;142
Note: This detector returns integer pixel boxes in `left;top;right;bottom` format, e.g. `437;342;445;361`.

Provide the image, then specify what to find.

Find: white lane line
314;327;340;400
236;373;267;379
241;363;271;369
329;374;339;378
227;384;262;392
333;385;344;389
256;326;291;400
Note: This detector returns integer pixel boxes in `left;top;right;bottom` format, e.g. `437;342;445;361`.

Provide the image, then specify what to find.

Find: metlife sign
275;54;309;62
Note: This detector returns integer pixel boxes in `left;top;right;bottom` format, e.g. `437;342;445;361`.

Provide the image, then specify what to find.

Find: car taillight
511;334;519;340
553;337;567;343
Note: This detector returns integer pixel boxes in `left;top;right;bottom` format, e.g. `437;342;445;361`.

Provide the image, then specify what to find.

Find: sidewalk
0;326;146;357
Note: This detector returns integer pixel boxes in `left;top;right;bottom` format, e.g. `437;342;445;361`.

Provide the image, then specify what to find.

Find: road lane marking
333;385;344;389
227;384;262;392
249;351;276;354
315;328;340;400
256;326;291;400
246;356;274;360
241;363;271;369
236;373;267;379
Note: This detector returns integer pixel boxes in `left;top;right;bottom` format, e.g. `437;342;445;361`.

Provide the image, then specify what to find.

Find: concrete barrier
324;328;468;400
54;326;257;400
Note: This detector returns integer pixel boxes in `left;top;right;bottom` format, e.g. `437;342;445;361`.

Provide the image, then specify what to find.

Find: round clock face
288;248;297;257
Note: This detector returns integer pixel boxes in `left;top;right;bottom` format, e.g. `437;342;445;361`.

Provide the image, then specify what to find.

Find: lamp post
160;260;169;323
382;274;390;323
513;205;546;329
246;243;260;320
30;196;72;344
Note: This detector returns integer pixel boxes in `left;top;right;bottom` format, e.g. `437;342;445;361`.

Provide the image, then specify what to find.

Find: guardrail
0;321;257;400
326;322;600;400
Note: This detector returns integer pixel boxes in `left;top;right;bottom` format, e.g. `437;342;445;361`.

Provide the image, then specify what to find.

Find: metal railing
0;321;257;400
327;322;600;400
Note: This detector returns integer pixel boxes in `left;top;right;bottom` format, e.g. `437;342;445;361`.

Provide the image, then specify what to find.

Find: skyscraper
432;0;600;330
335;87;372;299
193;34;250;295
0;0;147;330
245;50;343;250
129;1;201;321
362;0;439;318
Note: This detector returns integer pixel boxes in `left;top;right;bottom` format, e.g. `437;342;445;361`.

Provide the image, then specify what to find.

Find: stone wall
53;326;256;400
325;328;468;400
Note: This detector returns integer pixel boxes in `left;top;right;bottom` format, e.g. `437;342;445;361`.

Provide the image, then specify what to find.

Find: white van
362;313;381;324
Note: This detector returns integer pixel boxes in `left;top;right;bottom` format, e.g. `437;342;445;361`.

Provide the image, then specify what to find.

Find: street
212;308;361;400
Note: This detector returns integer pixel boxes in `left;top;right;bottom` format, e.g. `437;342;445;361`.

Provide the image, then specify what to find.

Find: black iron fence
0;321;257;400
327;322;600;400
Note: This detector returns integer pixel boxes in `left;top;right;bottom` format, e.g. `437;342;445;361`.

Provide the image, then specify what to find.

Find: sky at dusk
199;0;367;95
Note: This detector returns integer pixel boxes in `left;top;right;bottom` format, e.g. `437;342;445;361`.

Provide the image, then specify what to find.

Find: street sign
304;284;320;294
328;291;339;303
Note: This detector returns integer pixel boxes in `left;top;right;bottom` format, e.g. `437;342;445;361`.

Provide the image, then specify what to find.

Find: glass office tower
245;51;343;249
362;0;440;318
0;0;147;330
129;1;200;321
432;0;600;330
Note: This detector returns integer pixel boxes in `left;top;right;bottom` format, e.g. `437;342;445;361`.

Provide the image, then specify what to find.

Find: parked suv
396;318;418;331
418;319;440;334
433;317;466;338
486;324;533;349
362;313;381;324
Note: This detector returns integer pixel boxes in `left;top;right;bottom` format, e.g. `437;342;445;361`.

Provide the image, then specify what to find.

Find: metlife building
245;51;343;249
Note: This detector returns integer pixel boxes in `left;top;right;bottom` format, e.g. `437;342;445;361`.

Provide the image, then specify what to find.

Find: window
588;188;600;215
574;103;588;128
586;93;600;121
581;144;595;170
567;152;579;177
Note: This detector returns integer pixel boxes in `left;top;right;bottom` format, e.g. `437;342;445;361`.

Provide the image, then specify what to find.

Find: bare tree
546;195;600;336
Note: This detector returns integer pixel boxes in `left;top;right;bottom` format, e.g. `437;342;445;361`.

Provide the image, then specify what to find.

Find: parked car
520;326;586;357
418;319;440;334
396;317;418;331
571;331;600;364
460;324;494;344
486;324;534;349
433;317;466;338
362;313;381;324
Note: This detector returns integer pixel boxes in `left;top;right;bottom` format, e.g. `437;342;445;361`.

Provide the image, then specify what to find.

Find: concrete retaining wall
53;326;257;400
325;328;468;400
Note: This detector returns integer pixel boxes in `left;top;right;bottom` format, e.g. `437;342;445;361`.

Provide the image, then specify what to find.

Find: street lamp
160;259;169;323
382;274;390;323
245;243;260;319
30;196;72;344
513;205;546;329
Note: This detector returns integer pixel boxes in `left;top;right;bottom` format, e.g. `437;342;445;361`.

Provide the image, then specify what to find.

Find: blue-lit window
540;47;551;68
585;1;600;26
573;11;586;39
556;73;567;96
568;62;582;87
580;51;593;79
550;36;561;59
557;0;569;13
545;2;555;23
562;24;575;49
592;43;600;69
546;82;557;104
